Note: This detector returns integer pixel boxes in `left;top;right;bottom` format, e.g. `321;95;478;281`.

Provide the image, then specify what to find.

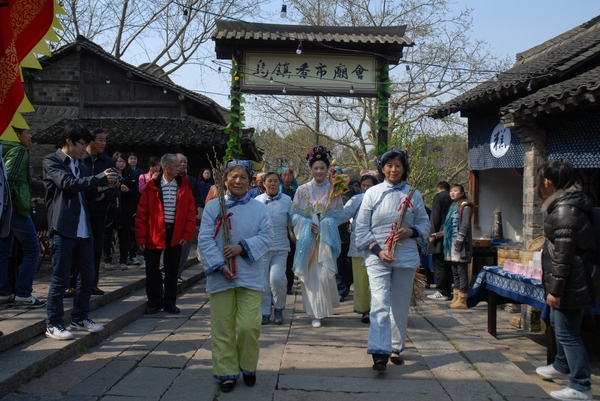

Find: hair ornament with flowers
306;144;332;164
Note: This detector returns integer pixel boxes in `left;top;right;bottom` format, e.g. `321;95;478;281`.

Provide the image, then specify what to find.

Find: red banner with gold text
0;0;54;137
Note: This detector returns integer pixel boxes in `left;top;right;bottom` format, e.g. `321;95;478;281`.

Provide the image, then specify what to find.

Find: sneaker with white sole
70;318;104;333
0;294;15;305
14;295;46;309
46;324;74;340
427;291;450;301
550;387;592;401
536;364;568;381
311;319;322;328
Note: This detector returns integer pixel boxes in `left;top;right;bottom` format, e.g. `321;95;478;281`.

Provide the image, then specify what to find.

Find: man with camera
69;127;115;297
43;123;118;340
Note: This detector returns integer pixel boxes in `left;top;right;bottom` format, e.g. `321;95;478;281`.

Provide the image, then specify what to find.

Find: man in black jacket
43;123;117;340
70;127;115;296
427;181;453;301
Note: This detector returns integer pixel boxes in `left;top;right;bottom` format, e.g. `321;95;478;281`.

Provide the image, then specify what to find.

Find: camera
110;167;125;183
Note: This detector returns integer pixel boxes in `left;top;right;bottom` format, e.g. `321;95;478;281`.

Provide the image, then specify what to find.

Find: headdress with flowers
306;144;332;165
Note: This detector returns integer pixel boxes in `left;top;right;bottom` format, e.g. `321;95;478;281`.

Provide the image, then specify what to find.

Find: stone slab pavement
2;279;599;401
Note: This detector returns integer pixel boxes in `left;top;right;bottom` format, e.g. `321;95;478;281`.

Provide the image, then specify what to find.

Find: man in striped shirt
135;154;197;315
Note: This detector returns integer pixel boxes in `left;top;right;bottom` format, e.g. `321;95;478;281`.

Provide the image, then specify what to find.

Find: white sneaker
427;291;450;301
70;318;104;333
311;319;322;328
550;387;592;401
14;295;46;308
46;324;74;340
536;364;568;381
0;294;15;305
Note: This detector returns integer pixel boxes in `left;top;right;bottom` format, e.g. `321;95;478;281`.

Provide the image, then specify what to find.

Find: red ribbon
214;212;233;238
397;195;413;211
385;222;397;252
214;212;236;277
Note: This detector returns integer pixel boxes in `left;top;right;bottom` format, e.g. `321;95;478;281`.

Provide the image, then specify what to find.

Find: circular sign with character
489;123;511;158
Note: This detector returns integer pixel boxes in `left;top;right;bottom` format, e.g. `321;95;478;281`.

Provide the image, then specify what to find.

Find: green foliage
374;59;391;156
224;60;245;162
388;133;468;206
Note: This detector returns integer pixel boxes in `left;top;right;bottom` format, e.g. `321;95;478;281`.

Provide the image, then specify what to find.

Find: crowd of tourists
0;124;595;400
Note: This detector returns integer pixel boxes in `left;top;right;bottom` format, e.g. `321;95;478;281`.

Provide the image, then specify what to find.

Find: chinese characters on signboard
489;123;512;158
242;52;378;96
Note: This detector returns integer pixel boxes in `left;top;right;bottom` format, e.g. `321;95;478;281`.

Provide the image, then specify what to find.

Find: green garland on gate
373;60;390;156
224;60;245;162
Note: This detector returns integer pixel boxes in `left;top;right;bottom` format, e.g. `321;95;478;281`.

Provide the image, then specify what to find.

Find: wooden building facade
24;36;262;177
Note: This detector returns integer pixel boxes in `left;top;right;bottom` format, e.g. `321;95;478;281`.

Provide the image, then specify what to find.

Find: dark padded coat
541;185;596;309
426;190;451;255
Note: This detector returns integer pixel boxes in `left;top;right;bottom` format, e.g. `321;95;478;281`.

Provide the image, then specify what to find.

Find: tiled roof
430;15;600;119
500;65;600;118
34;116;258;149
212;20;412;62
212;20;411;45
44;36;229;125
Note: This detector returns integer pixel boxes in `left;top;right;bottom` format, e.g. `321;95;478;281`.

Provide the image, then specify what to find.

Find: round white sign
489;124;511;158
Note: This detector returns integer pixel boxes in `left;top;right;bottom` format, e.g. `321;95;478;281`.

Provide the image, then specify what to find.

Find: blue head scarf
279;167;298;191
225;159;253;179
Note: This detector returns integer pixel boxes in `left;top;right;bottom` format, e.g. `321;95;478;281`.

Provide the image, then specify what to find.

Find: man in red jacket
135;153;196;314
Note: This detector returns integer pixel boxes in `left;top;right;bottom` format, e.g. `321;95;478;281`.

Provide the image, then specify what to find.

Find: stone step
0;258;204;399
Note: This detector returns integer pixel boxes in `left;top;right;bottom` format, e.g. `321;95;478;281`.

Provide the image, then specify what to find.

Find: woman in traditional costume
198;159;273;393
354;150;430;371
256;172;293;325
291;145;343;328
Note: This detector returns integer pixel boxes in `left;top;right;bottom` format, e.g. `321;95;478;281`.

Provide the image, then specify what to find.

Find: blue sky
454;1;600;60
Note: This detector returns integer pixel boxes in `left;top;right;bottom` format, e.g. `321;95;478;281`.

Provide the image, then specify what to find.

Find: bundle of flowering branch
411;269;427;307
307;174;349;269
208;150;236;277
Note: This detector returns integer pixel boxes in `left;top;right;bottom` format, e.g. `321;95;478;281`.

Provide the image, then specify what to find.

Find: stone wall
512;118;547;246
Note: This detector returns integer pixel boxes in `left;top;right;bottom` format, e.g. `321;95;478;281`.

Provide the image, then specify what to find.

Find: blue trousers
0;211;40;298
46;235;94;326
550;307;591;392
367;263;415;355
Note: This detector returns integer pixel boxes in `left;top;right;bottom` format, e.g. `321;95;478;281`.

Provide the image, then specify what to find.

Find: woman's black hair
450;184;467;199
147;156;161;168
112;152;130;174
361;174;378;186
200;167;215;184
261;171;280;183
536;159;576;198
379;150;409;182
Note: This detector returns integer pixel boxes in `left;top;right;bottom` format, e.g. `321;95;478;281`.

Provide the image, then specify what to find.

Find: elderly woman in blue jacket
355;150;430;371
198;159;273;393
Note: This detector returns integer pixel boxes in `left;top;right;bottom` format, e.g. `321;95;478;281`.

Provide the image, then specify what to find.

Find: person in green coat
0;127;46;308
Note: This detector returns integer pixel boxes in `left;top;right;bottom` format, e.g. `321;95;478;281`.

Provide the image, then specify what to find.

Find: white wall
474;169;524;244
